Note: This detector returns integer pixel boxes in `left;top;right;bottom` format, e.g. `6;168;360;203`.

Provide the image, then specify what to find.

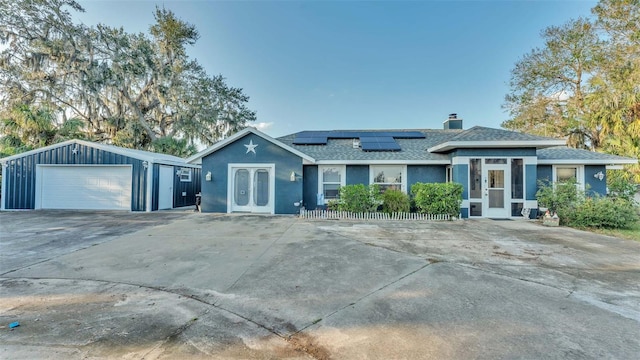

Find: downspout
1;162;6;210
146;161;153;212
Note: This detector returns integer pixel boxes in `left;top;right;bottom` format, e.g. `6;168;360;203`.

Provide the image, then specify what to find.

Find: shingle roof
277;129;460;162
537;147;638;164
446;126;562;142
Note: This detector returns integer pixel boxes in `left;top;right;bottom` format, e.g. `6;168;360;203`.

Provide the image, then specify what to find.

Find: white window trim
369;165;407;193
318;165;346;204
552;165;585;190
179;168;192;182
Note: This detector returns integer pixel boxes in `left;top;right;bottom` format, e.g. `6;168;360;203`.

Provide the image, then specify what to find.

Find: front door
229;165;274;213
483;164;509;218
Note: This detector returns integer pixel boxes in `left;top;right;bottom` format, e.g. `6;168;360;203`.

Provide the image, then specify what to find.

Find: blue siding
3;143;148;211
174;167;201;208
303;165;319;210
453;164;469;218
407;165;446;191
201;133;303;214
536;165;553;190
525;164;537;200
452;164;469;200
152;164;201;210
346;165;369;185
452;148;537;157
585;165;607;196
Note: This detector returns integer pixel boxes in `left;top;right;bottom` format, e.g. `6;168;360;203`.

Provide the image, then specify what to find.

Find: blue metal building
1;139;201;211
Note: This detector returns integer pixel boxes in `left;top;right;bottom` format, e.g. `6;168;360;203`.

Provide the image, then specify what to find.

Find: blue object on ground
9;322;20;329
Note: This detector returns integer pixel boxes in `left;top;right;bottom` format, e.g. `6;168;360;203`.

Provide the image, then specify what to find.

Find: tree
589;0;640;182
503;0;640;182
0;0;256;156
502;18;602;149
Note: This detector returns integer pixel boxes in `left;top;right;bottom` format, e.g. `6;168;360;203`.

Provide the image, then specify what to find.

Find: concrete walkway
1;212;639;359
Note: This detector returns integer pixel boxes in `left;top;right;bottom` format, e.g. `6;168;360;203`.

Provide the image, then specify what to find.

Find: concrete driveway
1;212;639;359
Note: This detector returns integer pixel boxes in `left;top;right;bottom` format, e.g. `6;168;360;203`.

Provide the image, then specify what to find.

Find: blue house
186;115;637;218
1;139;201;211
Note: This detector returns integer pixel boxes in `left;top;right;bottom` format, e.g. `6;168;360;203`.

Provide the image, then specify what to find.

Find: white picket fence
299;209;451;221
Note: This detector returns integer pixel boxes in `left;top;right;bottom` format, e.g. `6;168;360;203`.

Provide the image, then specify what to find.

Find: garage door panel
39;166;132;210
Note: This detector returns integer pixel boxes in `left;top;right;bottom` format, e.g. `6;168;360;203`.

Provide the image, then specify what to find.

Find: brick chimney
443;113;463;130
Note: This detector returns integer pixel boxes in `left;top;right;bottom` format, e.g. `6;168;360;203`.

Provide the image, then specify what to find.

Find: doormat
489;218;512;221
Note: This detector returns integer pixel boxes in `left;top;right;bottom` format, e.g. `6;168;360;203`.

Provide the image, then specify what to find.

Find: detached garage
1;139;201;211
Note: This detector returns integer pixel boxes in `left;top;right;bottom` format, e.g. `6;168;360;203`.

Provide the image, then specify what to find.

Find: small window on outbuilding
179;168;192;182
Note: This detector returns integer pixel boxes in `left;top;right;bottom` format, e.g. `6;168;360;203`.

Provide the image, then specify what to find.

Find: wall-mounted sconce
290;171;302;182
142;161;149;169
205;171;212;182
593;171;604;181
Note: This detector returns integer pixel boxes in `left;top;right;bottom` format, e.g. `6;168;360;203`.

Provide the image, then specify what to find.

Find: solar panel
293;130;423;147
360;136;401;151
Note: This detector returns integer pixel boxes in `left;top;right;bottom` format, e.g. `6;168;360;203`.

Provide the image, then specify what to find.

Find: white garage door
37;165;132;210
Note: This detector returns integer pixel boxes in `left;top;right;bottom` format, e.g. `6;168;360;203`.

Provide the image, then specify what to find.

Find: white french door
483;164;510;218
228;164;275;213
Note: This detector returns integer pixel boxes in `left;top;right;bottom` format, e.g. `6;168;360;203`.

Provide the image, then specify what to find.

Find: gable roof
537;147;638;165
427;126;567;152
0;139;197;167
186;127;315;164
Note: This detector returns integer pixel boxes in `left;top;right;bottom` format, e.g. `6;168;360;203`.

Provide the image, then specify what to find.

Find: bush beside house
327;182;463;218
411;182;463;217
536;179;639;229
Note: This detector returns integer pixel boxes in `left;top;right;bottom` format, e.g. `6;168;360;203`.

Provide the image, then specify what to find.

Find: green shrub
565;196;638;229
333;184;381;213
536;178;579;215
381;189;411;213
607;177;638;204
537;178;639;229
411;182;463;217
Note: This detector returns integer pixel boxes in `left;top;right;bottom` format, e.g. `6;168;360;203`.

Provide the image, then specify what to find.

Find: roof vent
449;113;457;119
352;139;361;149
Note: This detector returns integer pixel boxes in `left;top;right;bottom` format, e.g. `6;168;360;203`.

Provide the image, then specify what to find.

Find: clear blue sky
76;0;597;137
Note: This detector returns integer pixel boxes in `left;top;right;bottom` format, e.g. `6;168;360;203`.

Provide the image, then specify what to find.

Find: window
179;168;192;182
469;159;481;199
370;165;405;192
446;165;453;183
553;165;584;189
556;167;577;182
485;158;507;164
511;159;524;217
511;159;523;199
318;166;345;203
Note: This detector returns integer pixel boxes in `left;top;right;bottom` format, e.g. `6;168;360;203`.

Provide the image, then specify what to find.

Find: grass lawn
588;222;640;242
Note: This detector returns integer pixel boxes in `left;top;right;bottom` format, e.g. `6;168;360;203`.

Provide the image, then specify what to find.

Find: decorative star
72;146;78;155
244;140;258;154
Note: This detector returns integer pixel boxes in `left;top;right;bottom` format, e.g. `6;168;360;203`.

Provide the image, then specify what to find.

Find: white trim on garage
35;165;133;210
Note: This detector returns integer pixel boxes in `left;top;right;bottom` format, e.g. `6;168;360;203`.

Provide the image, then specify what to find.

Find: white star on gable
244;140;258;154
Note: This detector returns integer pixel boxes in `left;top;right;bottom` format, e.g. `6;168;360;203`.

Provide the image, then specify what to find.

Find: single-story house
186;114;637;218
1;139;201;211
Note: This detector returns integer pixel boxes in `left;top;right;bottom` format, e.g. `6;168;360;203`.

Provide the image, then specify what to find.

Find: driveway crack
303;261;434;332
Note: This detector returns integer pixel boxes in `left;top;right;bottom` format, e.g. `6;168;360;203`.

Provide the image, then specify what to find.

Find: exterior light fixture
290;171;296;182
142;161;149;169
206;171;212;182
